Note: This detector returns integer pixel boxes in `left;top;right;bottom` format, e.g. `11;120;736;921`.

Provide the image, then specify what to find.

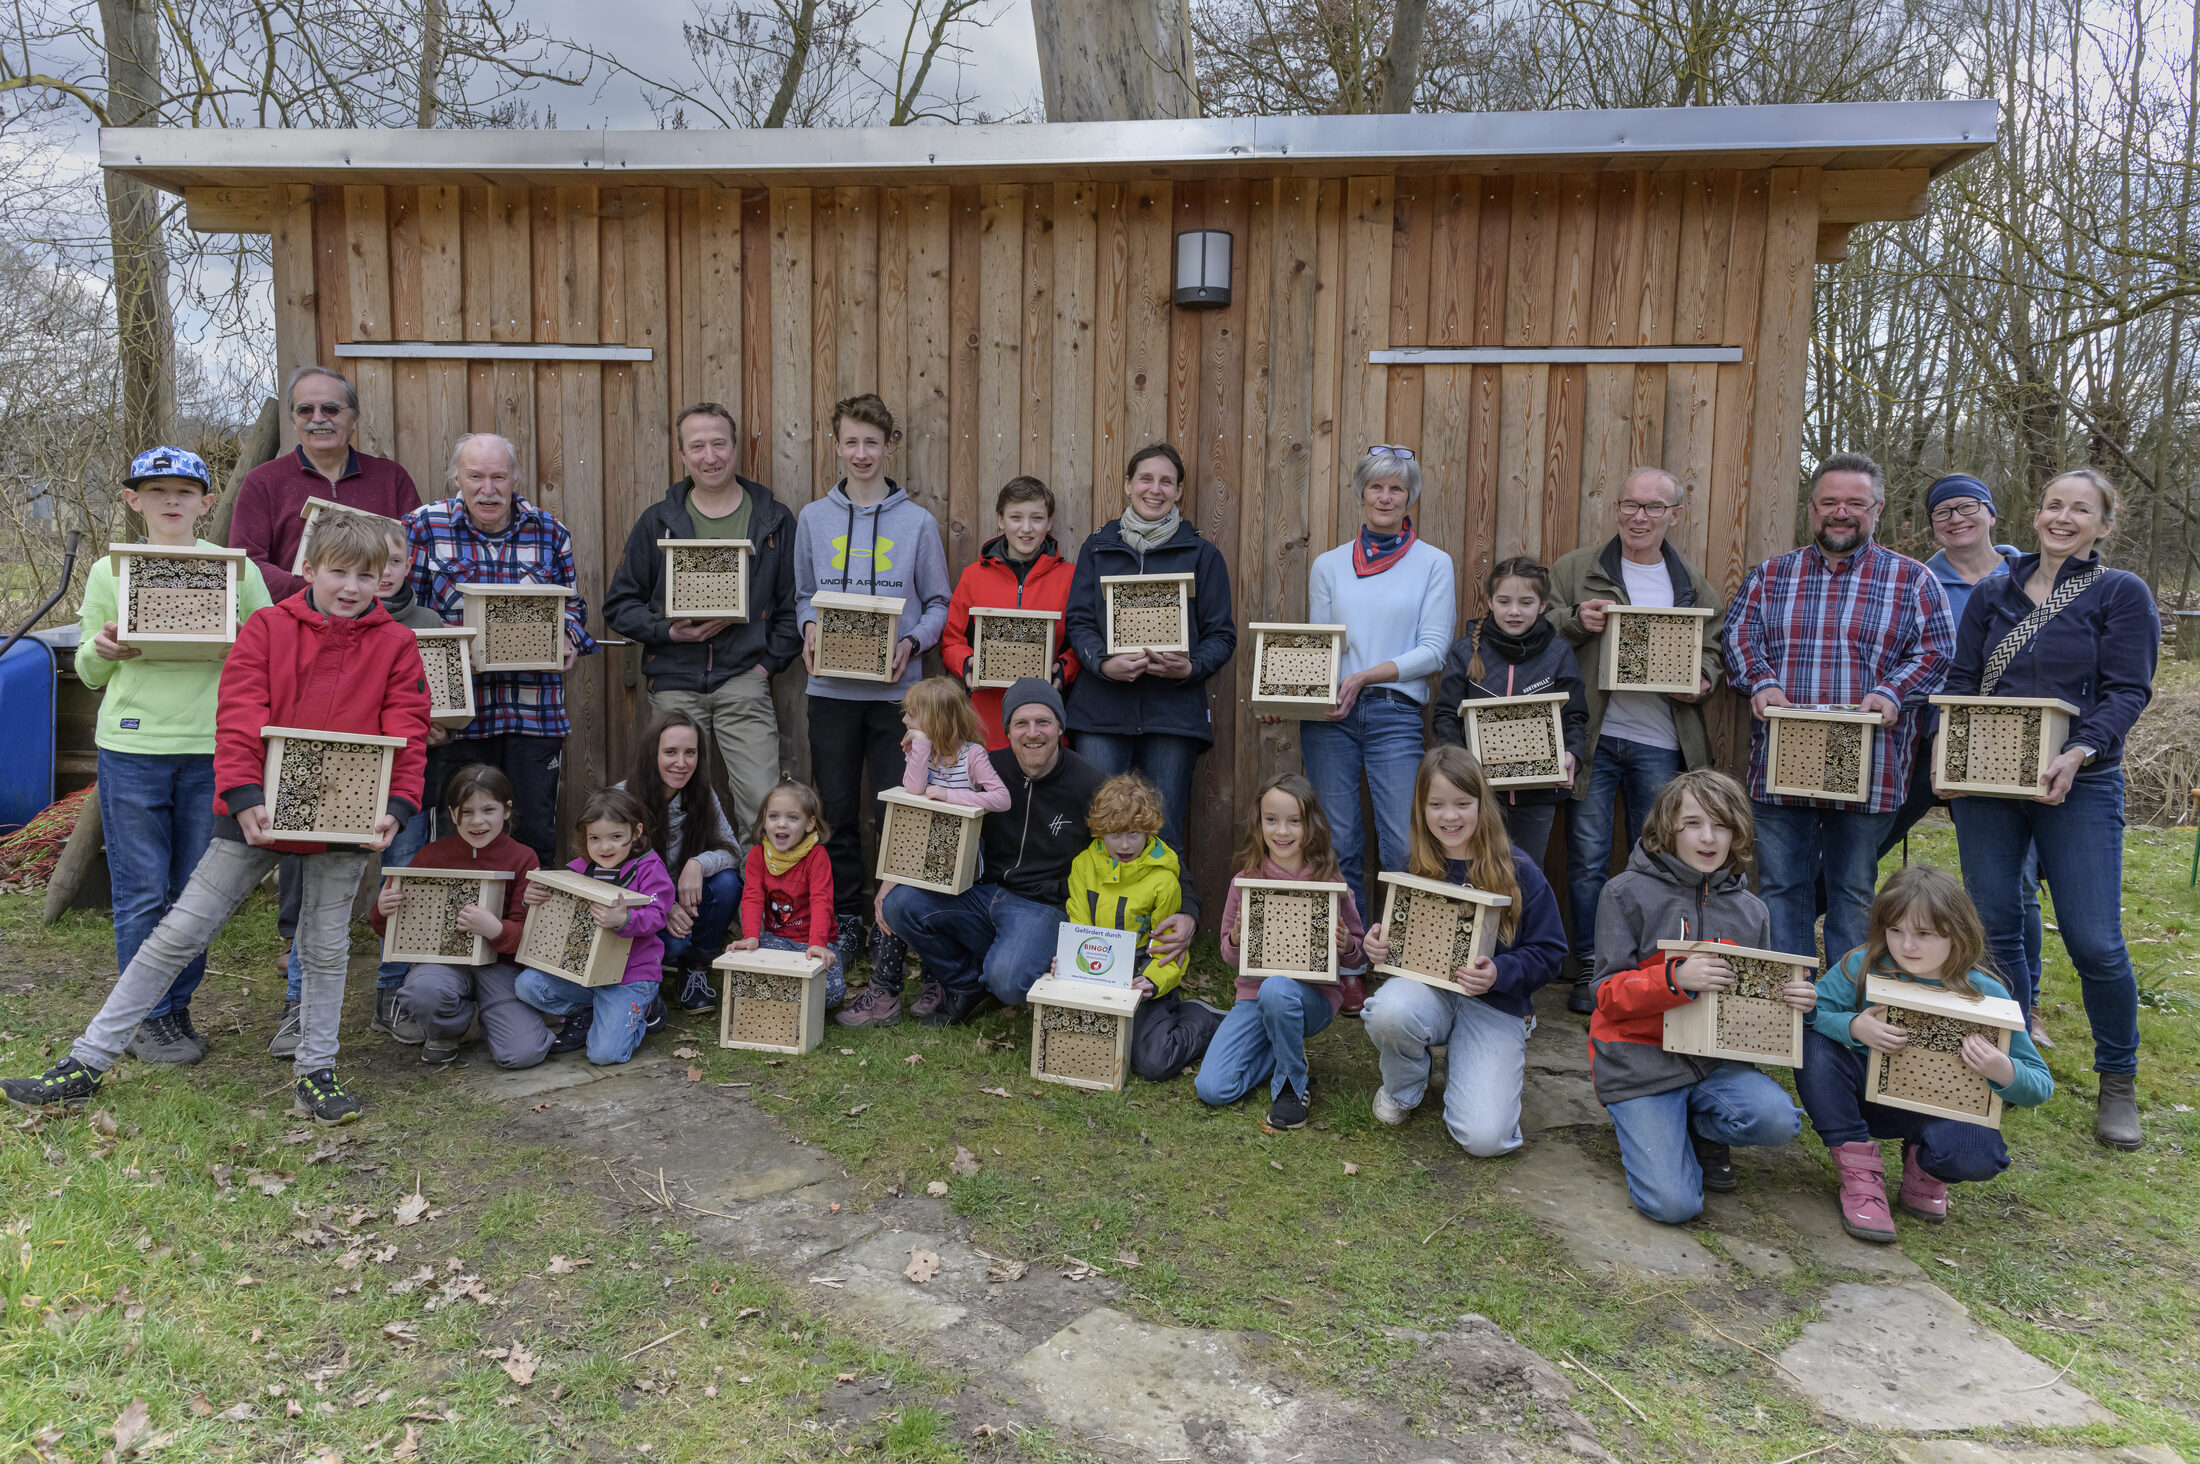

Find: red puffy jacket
940;535;1080;751
214;591;431;854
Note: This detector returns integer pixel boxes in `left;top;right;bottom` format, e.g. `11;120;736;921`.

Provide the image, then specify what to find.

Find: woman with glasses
1298;446;1457;1011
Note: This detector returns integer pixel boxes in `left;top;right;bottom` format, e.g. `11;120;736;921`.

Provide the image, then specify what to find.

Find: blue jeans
756;932;847;1008
1298;690;1425;932
1566;736;1684;963
662;867;744;972
1951;769;2140;1074
882;881;1062;1005
1194;975;1334;1106
371;805;435;990
1074;732;1203;907
1362;978;1533;1156
97;749;215;1020
1794;1029;2010;1181
514;970;658;1066
1753;800;1899;966
1605;1063;1803;1224
1878;744;2044;1000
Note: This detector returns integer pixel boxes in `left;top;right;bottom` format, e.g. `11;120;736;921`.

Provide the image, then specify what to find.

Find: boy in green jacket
75;447;273;1063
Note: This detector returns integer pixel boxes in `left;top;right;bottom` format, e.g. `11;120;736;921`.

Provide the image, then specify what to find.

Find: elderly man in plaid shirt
407;433;598;866
1723;452;1953;964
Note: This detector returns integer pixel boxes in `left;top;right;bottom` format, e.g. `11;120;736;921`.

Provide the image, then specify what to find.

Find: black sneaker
126;1011;205;1066
293;1069;363;1126
644;997;668;1034
421;1042;462;1065
1267;1076;1313;1131
547;1011;593;1056
2;1058;103;1110
1566;979;1597;1015
920;986;991;1028
175;1008;206;1047
1691;1131;1737;1192
675;967;716;1014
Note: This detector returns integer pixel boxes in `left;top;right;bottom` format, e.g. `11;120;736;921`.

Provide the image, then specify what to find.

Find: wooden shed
105;101;1992;905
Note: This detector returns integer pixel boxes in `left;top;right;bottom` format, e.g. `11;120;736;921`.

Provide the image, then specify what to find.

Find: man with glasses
230;365;423;601
1549;467;1725;1012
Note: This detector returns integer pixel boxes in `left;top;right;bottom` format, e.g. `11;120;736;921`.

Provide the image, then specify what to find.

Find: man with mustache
1722;453;1953;964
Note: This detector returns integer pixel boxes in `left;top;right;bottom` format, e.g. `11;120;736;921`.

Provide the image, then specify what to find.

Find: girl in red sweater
730;780;843;1007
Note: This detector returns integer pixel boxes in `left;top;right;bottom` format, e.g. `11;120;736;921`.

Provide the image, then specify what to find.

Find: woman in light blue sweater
1299;447;1456;1007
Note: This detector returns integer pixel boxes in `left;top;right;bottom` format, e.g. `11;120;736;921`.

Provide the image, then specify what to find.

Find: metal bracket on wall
334;341;654;362
1369;346;1744;365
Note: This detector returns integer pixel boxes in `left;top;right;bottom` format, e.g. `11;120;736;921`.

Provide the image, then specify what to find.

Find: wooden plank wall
292;167;1820;905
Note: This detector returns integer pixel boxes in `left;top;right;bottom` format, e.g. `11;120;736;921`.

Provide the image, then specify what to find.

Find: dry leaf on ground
985;1257;1027;1283
686;1066;703;1082
949;1147;981;1176
1343;1162;1360;1176
546;1255;591;1275
393;1189;429;1226
672;1046;700;1059
979;1086;1011;1098
391;1425;421;1462
212;1402;256;1422
925;1180;949;1196
903;1053;923;1066
107;1398;151;1452
846;1103;870;1117
501;1341;538;1386
903;1249;941;1283
383;1320;419;1346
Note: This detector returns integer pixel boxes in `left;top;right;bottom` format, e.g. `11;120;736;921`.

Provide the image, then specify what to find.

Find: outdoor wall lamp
1173;229;1233;308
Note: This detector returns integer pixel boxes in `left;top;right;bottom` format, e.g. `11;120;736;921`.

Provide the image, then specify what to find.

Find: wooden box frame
1372;872;1511;994
715;947;829;1055
1234;877;1351;982
1100;573;1195;655
1027;974;1139;1092
261;726;408;845
968;606;1061;689
515;868;657;988
660;538;754;621
1763;705;1880;803
413;627;480;728
1463;693;1571;790
1929;695;2081;798
1656;940;1814;1068
1248;623;1346;714
379;867;515;966
875;788;986;895
810;590;906;682
290;495;348;575
459;583;574;673
1600;604;1716;695
110;544;247;660
1862;974;2024;1128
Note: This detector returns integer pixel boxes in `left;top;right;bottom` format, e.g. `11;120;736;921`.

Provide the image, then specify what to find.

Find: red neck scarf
1352;516;1418;578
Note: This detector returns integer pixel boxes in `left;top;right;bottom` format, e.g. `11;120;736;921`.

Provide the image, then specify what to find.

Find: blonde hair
1406;745;1521;939
1639;769;1756;877
1862;865;1989;999
1086;774;1165;840
301;509;391;575
903;676;985;758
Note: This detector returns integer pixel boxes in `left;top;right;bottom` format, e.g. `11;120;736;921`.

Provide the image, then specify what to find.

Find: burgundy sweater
230;446;422;600
369;831;541;956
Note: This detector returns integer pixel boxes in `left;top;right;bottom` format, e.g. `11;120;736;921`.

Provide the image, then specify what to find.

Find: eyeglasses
1616;500;1673;519
1929;499;1987;522
1367;444;1416;460
293;401;350;420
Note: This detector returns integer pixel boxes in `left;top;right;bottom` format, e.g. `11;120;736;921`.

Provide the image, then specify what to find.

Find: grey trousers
75;836;367;1075
401;960;552;1069
650;670;778;842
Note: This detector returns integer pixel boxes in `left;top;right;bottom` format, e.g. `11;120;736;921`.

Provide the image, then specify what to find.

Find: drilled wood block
413;627;479;728
379;867;515;966
811;590;906;682
261;727;406;845
1235;878;1350;982
1027;975;1139;1092
661;538;754;621
1930;696;2080;798
714;947;829;1055
1601;605;1716;695
516;868;657;988
1862;974;2024;1128
1248;623;1346;713
111;544;247;660
1763;705;1879;803
459;583;574;672
1100;573;1195;655
1656;940;1815;1067
1373;872;1511;994
968;607;1060;688
875;788;985;895
1463;693;1571;789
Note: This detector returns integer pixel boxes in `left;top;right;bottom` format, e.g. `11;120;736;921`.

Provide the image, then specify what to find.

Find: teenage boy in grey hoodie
793;392;951;1022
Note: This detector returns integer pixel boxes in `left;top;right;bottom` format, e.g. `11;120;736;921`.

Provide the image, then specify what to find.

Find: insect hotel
1372;872;1511;993
1601;605;1717;695
289;495;348;574
810;590;906;681
379;867;515;966
110;544;248;659
1101;572;1195;654
1026;974;1140;1092
515;868;658;987
260;726;408;844
1929;695;2081;798
714;946;830;1055
1234;877;1351;982
1863;974;2025;1128
875;788;985;895
459;583;573;672
659;538;753;620
1762;705;1880;803
1247;623;1346;714
967;606;1061;688
412;627;480;727
1656;940;1813;1067
1462;693;1571;790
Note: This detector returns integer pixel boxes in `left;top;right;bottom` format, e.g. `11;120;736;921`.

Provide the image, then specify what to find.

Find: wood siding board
1463;177;1511;609
272;187;316;451
742;190;772;478
1168;182;1204;523
695;184;743;433
342;186;395;459
978;183;1026;543
1665;171;1735;568
1542;174;1597;557
1092;183;1130;540
907;187;952;520
1237;178;1281;794
878;188;909;470
810;188;840;496
836;186;880;400
1708;169;1770;622
948;184;984;576
1189;177;1247;914
1423;174;1479;627
624;189;672;540
1307;180;1347;561
1122;181;1174;469
477;186;532;480
1747;167;1821;568
1386;177;1432;448
1338;176;1393;537
1050;181;1098;547
769;188;814;503
1022;184;1054;481
1630;174;1684;483
389;187;424;338
1580;173;1644;536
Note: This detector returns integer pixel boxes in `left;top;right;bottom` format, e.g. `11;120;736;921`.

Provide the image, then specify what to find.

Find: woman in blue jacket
1063;443;1236;912
1942;467;2157;1152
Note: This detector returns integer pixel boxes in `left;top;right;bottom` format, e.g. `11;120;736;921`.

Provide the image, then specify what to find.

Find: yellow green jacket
1065;836;1186;994
75;540;273;756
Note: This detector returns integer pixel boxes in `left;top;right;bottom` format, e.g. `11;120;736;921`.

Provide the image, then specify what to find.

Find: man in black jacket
605;403;800;838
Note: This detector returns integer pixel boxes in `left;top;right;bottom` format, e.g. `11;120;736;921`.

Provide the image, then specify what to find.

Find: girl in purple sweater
515;789;677;1066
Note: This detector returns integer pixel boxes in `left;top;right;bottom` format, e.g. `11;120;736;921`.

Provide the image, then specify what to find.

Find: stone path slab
1765;1190;1927;1279
1504;1140;1721;1278
1891;1443;2184;1464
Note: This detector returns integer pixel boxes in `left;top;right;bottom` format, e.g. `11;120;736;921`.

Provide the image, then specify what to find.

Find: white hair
446;432;521;487
1622;466;1683;505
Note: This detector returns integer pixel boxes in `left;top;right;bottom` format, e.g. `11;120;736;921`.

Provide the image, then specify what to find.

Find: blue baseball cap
124;446;212;491
1926;473;1995;516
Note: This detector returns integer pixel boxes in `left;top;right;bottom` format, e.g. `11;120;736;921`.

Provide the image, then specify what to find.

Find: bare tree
1033;0;1201;121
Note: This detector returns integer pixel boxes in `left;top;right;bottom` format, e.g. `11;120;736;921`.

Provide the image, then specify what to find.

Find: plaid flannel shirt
1721;540;1952;813
406;495;598;739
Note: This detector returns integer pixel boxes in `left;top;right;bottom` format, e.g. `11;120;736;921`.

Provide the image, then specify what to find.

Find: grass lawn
2;820;2196;1461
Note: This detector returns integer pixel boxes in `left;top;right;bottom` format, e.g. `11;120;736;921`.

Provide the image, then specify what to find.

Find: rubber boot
2095;1072;2141;1150
1830;1141;1896;1243
1897;1144;1947;1223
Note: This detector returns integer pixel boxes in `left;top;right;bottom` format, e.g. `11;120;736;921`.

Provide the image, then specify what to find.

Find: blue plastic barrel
0;635;57;832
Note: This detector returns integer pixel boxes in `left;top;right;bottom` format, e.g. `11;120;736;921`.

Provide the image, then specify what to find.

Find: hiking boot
1267;1076;1313;1131
292;1068;362;1126
831;914;866;981
1897;1144;1947;1223
2027;1011;2055;1049
372;989;424;1045
921;986;991;1028
1830;1141;1896;1243
547;1010;593;1056
836;985;902;1027
421;1041;463;1066
127;1011;205;1066
1337;971;1367;1017
175;1008;207;1050
1371;1087;1411;1127
1691;1131;1737;1192
1567;979;1597;1015
2096;1071;2142;1150
644;997;668;1034
675;967;717;1014
869;926;909;995
2;1058;102;1110
908;978;948;1019
266;1000;303;1059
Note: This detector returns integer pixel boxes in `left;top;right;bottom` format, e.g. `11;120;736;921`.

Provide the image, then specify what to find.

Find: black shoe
1691;1132;1737;1192
175;1008;206;1046
2;1058;103;1110
1267;1077;1313;1131
1566;979;1596;1015
547;1011;593;1056
293;1068;363;1126
831;914;866;978
920;986;991;1028
644;997;668;1034
421;1042;462;1066
675;967;716;1014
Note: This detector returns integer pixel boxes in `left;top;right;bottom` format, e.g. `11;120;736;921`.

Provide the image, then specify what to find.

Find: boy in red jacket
939;477;1080;752
5;512;429;1124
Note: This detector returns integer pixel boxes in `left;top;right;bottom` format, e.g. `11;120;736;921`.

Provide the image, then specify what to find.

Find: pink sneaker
834;985;901;1028
1897;1145;1948;1223
1831;1141;1897;1243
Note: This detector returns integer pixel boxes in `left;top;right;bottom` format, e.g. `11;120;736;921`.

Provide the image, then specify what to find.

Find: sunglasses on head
1367;444;1416;460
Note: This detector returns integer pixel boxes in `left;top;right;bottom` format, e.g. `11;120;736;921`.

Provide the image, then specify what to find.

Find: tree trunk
1032;0;1199;122
416;0;445;127
763;0;820;129
1374;0;1428;113
211;396;283;548
98;0;176;452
